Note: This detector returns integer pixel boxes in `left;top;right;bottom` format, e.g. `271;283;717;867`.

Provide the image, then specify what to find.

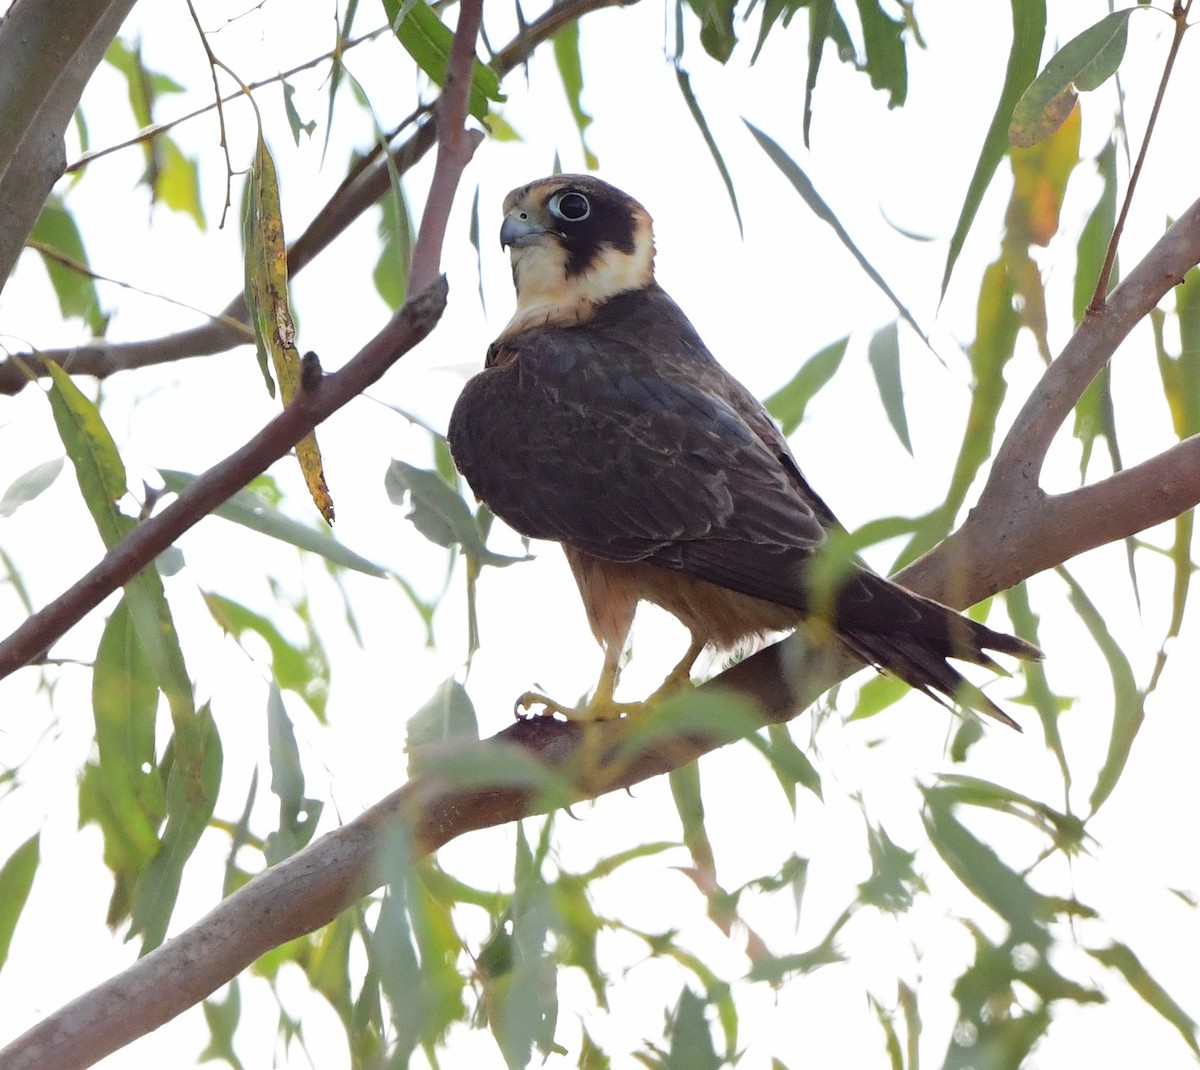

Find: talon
514;689;643;723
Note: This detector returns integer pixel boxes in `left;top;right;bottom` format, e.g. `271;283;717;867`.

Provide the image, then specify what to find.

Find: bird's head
496;175;655;336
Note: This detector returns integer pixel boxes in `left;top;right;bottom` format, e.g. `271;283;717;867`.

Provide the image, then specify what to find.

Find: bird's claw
515;690;644;723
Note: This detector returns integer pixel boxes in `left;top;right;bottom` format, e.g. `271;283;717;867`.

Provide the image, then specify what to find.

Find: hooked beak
500;211;548;250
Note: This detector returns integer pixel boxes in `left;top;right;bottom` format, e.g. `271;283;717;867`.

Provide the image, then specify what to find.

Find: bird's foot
515;690;647;723
645;668;697;707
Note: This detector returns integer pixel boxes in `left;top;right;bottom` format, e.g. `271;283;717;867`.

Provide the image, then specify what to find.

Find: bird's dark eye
549;191;590;222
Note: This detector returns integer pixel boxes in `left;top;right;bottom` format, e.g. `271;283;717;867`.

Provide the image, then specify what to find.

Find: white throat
498;226;655;341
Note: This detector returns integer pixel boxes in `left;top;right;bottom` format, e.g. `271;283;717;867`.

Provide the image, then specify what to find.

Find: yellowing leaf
1007;102;1081;247
244;134;334;522
1009;9;1135;147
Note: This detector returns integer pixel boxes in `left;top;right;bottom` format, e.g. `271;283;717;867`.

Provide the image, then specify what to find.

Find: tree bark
4;193;1199;1070
0;0;140;287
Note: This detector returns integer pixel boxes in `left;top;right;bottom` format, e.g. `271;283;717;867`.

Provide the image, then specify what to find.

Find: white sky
1;1;1198;1067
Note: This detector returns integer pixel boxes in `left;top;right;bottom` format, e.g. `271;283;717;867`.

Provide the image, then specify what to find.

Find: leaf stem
1089;0;1193;313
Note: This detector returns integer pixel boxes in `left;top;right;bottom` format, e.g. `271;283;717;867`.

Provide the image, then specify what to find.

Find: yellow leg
517;641;630;722
517;636;706;723
646;635;706;704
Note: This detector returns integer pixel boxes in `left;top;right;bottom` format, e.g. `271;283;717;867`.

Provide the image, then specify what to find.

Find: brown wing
448;284;1038;724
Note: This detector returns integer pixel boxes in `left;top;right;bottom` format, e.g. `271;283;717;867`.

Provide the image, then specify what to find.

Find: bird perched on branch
447;174;1040;727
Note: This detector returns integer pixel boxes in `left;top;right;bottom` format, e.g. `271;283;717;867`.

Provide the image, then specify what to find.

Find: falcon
447;175;1040;727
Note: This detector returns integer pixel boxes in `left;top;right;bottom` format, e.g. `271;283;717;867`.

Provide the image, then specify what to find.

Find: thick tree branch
6;184;1200;1070
894;195;1200;609
0;0;139;289
0;0;639;396
986;195;1200;502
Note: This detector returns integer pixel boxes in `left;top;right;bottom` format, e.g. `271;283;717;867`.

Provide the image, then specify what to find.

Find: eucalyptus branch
987;194;1200;503
24;242;256;338
5;159;1200;1070
408;0;486;295
65;28;390;173
184;0;242;228
0;0;640;397
0;278;446;682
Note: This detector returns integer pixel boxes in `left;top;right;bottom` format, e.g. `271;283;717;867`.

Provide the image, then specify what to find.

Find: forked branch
5;188;1200;1070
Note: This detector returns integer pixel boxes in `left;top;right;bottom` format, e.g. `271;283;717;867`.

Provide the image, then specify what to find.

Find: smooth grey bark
0;0;140;289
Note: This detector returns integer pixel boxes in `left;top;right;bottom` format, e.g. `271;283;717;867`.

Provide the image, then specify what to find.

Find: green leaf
867;321;912;454
1009;10;1135;148
0;834;39;968
203;592;331;721
664;988;721;1070
895;256;1019;568
848;673;908;722
92;599;165;869
130;706;222;951
1090;942;1200;1056
1004;583;1072;784
1163;267;1200;439
385;459;524;567
764;336;848;435
553;22;597;169
263;686;322;864
854;0;908;108
674;67;741;236
46;366;204;802
868;993;904;1070
374;173;413;309
406;738;574;806
383;0;503;121
483;825;560;1068
802;1;853;146
748;908;850;983
688;0;737;64
105;37;183;129
45;363;126;509
28;195;107;334
1058;568;1144;815
105;39;205;228
620;688;765;758
406;676;479;776
745;122;927;345
158;470;385;576
942;0;1045;297
156;136;206;230
922;785;1058;945
935;774;1085;856
282;79;316;145
0;456;64;517
201;981;247;1070
321;0;358;160
858;821;922;914
751;0;806;66
744;724;822;808
670;762;715;876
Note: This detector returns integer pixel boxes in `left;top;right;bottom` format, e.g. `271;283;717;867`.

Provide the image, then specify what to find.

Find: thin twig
6;153;1200;1070
0;278;446;682
0;0;487;681
0;0;639;396
184;0;241;228
65;27;389;173
24;241;255;338
1089;0;1193;312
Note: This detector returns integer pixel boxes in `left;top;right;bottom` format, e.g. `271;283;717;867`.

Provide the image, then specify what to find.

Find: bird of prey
447;175;1040;727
